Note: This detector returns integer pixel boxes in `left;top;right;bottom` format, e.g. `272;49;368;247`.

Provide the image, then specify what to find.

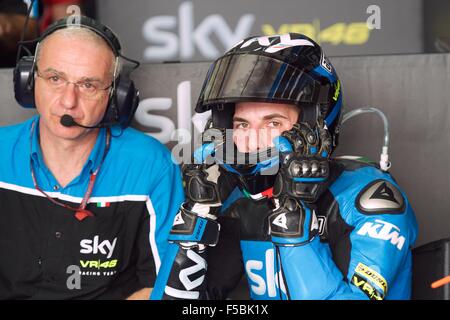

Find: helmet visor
197;53;327;111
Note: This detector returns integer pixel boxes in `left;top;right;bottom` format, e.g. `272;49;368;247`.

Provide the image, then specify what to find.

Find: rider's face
232;102;300;153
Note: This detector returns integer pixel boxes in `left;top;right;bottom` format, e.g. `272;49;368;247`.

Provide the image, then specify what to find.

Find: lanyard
29;120;111;221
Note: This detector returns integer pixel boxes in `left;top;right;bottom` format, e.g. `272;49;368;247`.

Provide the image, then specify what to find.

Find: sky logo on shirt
80;236;117;259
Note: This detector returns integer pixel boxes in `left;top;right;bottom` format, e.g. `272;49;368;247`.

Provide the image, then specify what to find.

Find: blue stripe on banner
24;0;39;18
31;1;39;18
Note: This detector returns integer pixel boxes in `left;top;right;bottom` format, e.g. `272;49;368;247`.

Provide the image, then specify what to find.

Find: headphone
13;15;140;129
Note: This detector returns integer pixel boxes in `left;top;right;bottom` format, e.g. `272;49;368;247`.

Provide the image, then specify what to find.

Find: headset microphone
60;114;113;129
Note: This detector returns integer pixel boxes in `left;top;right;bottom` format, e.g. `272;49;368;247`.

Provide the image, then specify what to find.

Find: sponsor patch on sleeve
351;262;387;300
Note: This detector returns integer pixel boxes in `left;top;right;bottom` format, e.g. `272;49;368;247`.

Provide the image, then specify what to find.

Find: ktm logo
357;220;405;250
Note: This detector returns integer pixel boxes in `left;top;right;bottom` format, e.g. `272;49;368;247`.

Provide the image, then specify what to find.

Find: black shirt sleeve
0;0;28;15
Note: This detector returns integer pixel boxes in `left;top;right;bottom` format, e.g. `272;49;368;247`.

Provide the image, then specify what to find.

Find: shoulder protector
356;179;405;215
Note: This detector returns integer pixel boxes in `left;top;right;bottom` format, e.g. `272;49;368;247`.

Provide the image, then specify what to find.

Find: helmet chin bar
202;122;328;177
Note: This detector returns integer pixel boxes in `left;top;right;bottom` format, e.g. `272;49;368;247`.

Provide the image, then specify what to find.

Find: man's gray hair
35;26;122;80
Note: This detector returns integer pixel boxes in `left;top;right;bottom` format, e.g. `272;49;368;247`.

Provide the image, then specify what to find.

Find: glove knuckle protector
182;164;222;204
274;122;333;203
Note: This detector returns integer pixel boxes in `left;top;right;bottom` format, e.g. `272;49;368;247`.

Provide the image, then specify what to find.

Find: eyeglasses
35;69;113;99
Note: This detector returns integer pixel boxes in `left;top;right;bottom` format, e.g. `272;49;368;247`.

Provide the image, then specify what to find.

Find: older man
0;17;184;299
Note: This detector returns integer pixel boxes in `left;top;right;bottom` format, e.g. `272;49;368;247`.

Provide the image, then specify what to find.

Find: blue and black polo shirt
0;115;184;299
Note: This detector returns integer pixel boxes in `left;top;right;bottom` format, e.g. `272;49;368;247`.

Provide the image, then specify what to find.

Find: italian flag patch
96;202;110;208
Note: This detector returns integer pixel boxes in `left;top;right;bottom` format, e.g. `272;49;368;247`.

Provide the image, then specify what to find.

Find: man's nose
60;83;78;109
247;129;265;152
248;128;280;152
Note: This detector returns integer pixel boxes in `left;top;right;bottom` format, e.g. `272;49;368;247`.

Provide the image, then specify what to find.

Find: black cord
120;54;140;70
275;246;283;300
21;46;33;56
15;0;37;63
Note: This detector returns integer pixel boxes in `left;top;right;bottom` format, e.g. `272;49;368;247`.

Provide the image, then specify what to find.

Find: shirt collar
30;116;108;176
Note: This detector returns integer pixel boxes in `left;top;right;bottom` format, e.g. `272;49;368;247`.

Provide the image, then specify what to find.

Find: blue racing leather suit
151;157;418;300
